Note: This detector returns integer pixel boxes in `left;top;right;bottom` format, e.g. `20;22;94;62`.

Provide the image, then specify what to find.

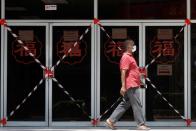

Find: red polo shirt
120;53;141;89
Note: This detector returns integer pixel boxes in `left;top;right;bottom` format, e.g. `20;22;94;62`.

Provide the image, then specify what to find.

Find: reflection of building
1;0;196;128
119;1;186;19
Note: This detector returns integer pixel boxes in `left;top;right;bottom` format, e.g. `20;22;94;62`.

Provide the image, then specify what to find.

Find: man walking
106;39;150;130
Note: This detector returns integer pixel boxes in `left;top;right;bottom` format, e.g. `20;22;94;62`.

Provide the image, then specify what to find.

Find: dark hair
124;39;135;49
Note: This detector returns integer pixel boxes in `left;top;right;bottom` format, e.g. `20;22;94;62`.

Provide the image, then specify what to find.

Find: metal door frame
49;22;95;127
3;22;49;126
1;24;5;126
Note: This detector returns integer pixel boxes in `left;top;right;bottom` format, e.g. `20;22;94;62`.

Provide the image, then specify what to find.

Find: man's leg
127;88;145;126
108;94;131;123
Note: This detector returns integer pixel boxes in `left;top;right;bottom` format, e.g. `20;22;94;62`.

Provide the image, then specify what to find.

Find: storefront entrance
1;22;189;127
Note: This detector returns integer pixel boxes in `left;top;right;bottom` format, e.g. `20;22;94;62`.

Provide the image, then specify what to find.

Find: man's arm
120;69;127;96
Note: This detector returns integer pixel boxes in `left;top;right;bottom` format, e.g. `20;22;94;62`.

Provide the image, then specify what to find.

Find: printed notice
112;28;127;39
19;30;34;41
45;5;57;11
63;30;79;41
157;64;172;76
157;29;173;40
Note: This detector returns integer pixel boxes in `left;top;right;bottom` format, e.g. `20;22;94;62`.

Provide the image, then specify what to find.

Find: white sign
45;5;57;11
157;64;172;76
63;30;79;41
112;28;127;39
19;30;34;42
157;29;173;40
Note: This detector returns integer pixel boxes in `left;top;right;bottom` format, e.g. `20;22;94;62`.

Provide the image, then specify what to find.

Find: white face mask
132;45;137;52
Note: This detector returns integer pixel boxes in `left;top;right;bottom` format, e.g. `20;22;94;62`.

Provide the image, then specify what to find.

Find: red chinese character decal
12;37;42;64
59;42;81;57
150;39;180;64
104;40;125;64
57;39;87;65
162;41;175;56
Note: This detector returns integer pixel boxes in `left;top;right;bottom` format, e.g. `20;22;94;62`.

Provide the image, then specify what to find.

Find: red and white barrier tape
51;25;92;71
0;19;46;70
145;77;191;126
52;78;93;122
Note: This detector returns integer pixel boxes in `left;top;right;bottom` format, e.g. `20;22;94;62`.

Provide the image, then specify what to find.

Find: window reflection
145;26;184;121
100;27;139;121
99;0;186;19
52;26;91;121
7;26;46;121
5;0;93;19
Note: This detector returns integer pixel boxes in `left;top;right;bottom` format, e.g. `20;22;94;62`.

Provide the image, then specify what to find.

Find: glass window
5;0;93;19
52;26;91;121
191;0;196;18
191;24;196;121
7;26;46;121
145;26;184;121
99;0;186;19
100;26;139;121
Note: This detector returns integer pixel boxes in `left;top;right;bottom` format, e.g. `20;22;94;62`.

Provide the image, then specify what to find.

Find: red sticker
0;19;7;25
93;18;100;25
44;68;54;78
185;19;191;25
186;119;192;126
91;118;99;126
0;118;7;126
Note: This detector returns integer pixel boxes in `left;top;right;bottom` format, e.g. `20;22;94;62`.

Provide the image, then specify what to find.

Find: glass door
143;23;188;126
96;23;143;126
49;23;94;126
3;23;49;126
3;22;94;127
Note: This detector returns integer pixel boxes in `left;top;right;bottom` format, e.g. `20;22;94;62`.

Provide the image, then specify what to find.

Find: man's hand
139;67;147;78
120;87;127;96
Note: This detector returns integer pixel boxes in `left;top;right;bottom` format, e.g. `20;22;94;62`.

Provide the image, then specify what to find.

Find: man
106;39;150;130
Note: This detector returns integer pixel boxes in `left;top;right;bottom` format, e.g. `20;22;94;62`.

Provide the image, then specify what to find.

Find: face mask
132;45;137;52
